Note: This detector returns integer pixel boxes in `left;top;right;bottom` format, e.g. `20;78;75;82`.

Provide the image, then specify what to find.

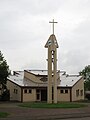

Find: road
64;117;90;120
0;102;90;120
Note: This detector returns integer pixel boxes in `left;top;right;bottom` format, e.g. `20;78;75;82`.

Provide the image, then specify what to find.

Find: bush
1;89;10;101
85;93;90;100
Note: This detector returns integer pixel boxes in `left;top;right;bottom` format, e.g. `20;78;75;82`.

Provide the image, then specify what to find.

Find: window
80;90;83;96
24;89;27;93
60;90;64;93
76;89;79;97
29;89;32;93
14;89;18;94
65;90;68;94
16;89;18;94
14;89;15;93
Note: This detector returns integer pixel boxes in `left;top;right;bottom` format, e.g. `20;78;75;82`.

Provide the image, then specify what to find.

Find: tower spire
49;19;58;34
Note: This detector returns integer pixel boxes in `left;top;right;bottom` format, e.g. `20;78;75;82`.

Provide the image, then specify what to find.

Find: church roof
7;70;82;88
26;70;47;76
59;74;82;87
8;71;47;87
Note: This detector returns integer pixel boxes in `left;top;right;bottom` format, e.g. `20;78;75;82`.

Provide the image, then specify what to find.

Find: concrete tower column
53;49;57;103
45;19;59;104
48;47;52;103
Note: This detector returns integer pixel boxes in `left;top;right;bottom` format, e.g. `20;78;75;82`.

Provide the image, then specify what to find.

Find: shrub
85;93;90;100
1;89;10;101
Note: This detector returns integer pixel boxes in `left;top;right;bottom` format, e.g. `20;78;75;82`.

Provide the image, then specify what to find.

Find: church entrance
41;89;47;101
36;88;47;102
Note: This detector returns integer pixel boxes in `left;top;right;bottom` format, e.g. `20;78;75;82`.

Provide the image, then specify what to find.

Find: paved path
0;102;90;120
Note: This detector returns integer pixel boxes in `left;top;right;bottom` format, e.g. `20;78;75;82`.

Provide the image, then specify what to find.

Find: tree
0;51;10;96
79;65;90;91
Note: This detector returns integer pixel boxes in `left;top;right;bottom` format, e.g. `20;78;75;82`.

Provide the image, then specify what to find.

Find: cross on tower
49;19;58;35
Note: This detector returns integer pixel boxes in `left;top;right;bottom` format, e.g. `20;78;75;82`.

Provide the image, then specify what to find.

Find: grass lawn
19;102;87;108
0;112;9;118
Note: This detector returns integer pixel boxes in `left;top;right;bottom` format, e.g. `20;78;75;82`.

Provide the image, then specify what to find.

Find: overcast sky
0;0;90;74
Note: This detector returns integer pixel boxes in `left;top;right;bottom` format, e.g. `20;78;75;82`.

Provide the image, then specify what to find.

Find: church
7;20;84;103
7;70;84;102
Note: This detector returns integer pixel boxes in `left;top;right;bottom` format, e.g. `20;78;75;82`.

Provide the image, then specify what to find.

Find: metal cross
49;19;58;34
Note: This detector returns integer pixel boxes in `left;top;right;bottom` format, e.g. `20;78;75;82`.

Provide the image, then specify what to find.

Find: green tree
0;51;10;95
79;65;90;91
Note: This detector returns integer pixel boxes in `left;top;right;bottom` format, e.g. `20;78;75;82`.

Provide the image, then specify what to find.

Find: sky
0;0;90;74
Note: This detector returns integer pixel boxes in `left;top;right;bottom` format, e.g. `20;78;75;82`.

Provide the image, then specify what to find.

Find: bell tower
45;19;59;103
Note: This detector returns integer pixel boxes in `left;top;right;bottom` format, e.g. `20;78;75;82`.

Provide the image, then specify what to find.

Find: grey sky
0;0;90;74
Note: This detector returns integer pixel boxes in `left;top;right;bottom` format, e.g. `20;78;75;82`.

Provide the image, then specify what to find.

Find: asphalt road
64;117;90;120
0;102;90;120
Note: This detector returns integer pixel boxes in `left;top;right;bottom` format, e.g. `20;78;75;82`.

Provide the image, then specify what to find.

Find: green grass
19;102;87;109
0;112;9;118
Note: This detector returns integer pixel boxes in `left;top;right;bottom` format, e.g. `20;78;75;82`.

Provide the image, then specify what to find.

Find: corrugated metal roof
59;75;82;87
26;70;60;76
8;70;82;87
27;70;47;75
